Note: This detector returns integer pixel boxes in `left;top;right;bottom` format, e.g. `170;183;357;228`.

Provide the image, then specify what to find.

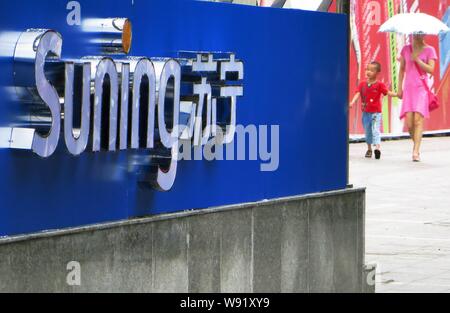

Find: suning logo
9;21;279;192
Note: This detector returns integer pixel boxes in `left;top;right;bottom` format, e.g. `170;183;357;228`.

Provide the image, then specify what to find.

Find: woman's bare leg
406;112;415;140
413;113;424;158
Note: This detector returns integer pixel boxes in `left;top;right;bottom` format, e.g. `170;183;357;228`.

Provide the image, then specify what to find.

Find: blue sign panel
0;0;349;236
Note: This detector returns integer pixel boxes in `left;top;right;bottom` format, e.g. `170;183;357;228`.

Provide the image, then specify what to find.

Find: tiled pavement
350;136;450;293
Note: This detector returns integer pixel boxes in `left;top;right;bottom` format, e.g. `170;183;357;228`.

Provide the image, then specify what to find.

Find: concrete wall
0;188;368;293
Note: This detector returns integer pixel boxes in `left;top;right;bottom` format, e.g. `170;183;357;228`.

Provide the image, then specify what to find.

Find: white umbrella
282;0;321;10
379;13;449;35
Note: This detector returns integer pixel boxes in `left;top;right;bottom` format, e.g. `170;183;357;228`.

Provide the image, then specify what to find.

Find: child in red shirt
350;61;397;160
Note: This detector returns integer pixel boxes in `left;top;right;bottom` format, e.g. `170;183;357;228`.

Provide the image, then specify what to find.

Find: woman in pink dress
398;34;438;162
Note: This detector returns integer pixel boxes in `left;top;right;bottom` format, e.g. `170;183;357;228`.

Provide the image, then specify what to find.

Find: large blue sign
0;0;349;236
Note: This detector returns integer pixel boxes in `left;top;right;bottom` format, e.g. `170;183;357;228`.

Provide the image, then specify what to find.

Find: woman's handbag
410;46;440;112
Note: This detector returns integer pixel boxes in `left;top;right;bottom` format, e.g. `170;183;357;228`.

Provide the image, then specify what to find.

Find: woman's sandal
413;153;420;162
365;150;373;158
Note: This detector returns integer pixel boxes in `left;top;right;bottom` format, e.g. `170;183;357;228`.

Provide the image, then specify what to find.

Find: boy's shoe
374;150;381;160
365;150;373;158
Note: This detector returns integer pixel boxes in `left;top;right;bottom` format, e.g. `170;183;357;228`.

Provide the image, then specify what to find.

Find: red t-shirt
358;81;388;113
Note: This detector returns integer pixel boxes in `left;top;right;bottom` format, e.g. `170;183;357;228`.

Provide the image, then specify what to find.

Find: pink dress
400;44;438;119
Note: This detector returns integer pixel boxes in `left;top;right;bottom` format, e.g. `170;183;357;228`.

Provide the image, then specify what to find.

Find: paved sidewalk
350;137;450;293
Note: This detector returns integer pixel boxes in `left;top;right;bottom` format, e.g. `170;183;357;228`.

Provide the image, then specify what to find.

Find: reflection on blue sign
0;0;349;236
